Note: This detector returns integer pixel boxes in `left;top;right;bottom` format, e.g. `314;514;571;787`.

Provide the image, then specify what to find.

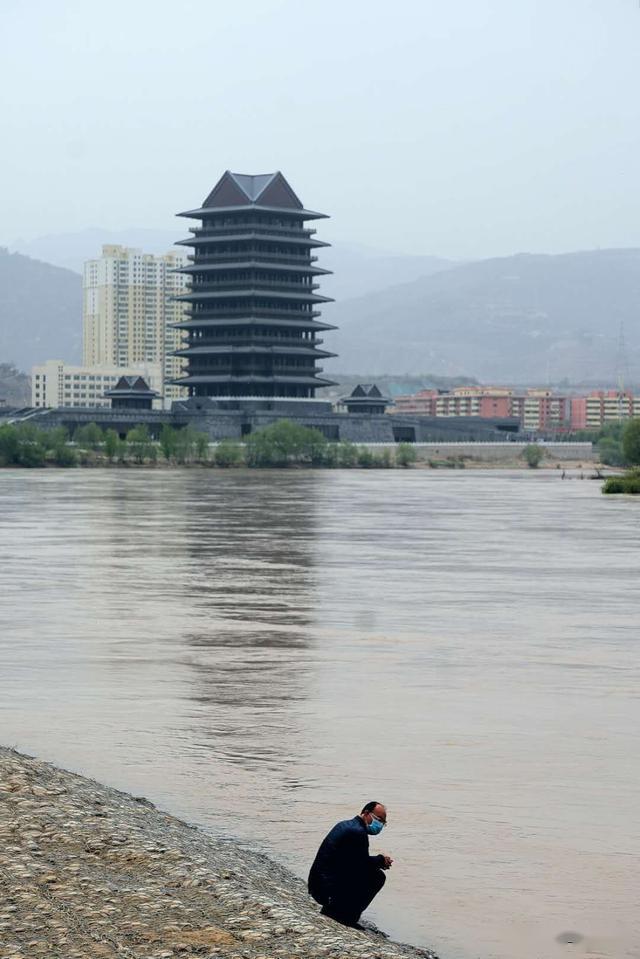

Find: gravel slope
0;748;437;959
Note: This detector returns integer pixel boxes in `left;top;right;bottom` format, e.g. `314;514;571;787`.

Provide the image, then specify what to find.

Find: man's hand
381;855;393;869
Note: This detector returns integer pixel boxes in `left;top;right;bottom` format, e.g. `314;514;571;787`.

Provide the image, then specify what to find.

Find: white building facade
31;360;163;409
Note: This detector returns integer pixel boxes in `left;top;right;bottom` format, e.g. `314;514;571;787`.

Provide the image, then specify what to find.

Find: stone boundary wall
354;442;594;462
205;440;594;462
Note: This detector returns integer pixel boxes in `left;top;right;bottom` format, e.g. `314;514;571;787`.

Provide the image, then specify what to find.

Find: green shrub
602;474;640;494
16;441;47;467
0;425;19;465
174;426;198;464
336;441;359;468
195;432;210;462
321;443;340;467
603;478;625;494
356;448;374;468
0;423;76;467
160;424;178;462
214;439;245;467
246;420;327;467
598;437;626;467
74;422;103;450
396;443;417;468
126;425;154;464
46;426;70;450
52;445;78;467
622;418;640;466
104;429;120;462
523;444;544;468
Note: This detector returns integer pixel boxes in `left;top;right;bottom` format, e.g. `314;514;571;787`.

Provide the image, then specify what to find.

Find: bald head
360;801;387;831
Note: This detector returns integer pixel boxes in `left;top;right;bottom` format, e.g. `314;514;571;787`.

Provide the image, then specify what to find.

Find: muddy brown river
0;469;638;959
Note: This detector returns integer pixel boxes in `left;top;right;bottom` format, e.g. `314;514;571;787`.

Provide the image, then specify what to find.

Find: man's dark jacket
308;816;385;904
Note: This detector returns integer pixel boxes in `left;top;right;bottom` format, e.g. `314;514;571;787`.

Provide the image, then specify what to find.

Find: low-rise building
395;386;516;419
584;390;634;430
31;360;163;410
512;389;569;432
391;385;639;433
570;396;587;430
392;389;439;415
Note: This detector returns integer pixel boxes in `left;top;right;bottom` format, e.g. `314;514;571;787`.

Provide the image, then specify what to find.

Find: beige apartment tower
83;245;188;403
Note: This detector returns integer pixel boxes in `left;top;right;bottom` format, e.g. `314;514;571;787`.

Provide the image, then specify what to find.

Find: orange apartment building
393;386;640;433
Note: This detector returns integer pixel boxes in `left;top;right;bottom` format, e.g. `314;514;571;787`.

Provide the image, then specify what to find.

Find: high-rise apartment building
83;245;188;403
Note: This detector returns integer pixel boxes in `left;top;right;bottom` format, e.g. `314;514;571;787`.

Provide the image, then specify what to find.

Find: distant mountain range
2;240;640;384
0;363;31;407
323;248;640;383
0;249;82;370
10;229;453;301
11;229;180;275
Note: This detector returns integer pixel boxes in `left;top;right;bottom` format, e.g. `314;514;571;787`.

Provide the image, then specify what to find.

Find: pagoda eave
175;234;330;249
174;345;336;359
172;316;337;332
174;262;333;276
176;290;333;304
173;374;336;388
177;204;328;220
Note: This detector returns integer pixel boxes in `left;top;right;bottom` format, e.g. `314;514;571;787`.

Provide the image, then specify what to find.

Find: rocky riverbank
0;748;437;959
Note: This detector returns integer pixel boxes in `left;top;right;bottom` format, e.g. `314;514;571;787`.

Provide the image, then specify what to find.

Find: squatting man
308;801;392;929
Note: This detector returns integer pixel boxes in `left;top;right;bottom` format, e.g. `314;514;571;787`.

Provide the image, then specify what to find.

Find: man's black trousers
312;868;386;926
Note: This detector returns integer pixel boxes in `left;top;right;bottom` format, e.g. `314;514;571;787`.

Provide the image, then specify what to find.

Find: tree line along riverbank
0;420;421;469
0;418;599;472
0;746;437;959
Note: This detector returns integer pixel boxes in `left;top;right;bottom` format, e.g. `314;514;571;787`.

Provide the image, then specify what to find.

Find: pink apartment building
393;386;640;432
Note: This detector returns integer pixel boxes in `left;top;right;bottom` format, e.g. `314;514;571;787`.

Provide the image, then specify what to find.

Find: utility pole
614;320;630;419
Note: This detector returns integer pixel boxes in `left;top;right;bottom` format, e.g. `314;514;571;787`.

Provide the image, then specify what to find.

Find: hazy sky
2;0;639;258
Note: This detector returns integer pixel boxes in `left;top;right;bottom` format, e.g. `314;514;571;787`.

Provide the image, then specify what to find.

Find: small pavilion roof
104;375;159;398
350;384;383;398
343;383;390;407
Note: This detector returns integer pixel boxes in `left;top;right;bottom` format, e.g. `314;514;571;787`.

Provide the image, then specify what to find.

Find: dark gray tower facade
172;171;336;401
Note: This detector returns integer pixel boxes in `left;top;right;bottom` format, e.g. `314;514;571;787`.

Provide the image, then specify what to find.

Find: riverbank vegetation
570;421;627;466
601;419;640;494
0;420;420;470
602;470;640;494
522;443;544;468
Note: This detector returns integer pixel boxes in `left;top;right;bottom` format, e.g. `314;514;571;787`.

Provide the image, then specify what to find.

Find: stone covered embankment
0;749;436;959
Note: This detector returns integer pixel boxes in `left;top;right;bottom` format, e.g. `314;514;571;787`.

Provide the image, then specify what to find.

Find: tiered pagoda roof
343;384;390;415
171;171;337;400
104;375;158;410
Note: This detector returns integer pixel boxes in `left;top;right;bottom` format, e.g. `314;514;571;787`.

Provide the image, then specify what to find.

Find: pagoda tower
172;171;336;400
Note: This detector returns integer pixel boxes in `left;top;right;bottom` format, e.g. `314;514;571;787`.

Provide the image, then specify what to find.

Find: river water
0;469;638;959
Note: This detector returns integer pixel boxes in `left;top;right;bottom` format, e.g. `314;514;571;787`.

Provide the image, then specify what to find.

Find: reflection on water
180;479;319;774
0;469;639;959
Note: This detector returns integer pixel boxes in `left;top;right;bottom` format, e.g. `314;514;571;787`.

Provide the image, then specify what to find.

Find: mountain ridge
0;249;82;371
2;245;640;384
10;229;453;301
322;247;640;383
